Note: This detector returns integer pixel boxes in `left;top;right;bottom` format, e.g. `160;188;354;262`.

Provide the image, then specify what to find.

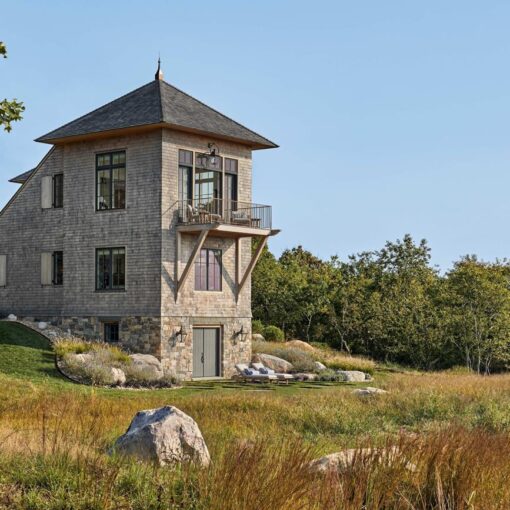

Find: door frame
192;325;223;379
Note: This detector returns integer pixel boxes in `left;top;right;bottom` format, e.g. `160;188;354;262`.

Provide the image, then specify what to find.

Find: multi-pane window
96;151;126;210
178;149;193;205
52;174;63;208
96;248;125;290
195;248;222;291
52;251;63;285
104;322;119;343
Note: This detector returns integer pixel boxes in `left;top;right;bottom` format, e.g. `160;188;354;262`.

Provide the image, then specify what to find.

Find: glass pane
96;249;110;290
97;170;111;210
211;250;222;291
112;248;125;289
195;249;207;290
112;152;125;165
112;167;126;209
97;154;110;167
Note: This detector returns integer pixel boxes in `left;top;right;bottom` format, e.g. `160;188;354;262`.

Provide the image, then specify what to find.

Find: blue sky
2;1;510;270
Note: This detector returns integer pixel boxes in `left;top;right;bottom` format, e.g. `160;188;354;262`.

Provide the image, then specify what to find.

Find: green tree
0;41;24;132
443;257;510;373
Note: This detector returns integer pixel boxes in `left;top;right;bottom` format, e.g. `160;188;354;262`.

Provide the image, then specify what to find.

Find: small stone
37;322;48;330
336;370;367;382
314;361;327;371
7;314;17;321
111;367;126;385
353;387;388;397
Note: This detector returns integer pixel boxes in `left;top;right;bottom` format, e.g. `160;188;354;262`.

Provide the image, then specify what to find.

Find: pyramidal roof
35;79;277;149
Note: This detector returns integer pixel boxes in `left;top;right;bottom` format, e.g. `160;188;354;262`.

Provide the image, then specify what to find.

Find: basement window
104;322;119;343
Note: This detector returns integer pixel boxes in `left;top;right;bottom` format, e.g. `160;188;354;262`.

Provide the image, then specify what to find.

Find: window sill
94;289;126;293
95;208;127;213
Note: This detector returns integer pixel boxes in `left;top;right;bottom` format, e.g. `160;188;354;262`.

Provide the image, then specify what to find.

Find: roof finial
155;55;163;81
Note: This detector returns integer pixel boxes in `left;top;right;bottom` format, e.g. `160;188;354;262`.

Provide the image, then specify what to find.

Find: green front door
193;328;220;378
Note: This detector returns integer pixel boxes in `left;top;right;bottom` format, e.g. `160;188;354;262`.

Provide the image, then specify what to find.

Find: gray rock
7;314;17;321
310;446;414;474
252;353;293;373
73;353;94;364
292;372;318;381
353;387;388;397
37;322;48;330
251;333;265;342
113;406;210;467
314;361;327;371
110;367;126;385
336;370;368;382
129;353;164;379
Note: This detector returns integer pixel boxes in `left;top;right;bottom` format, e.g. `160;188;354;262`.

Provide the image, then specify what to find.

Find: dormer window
96;151;126;211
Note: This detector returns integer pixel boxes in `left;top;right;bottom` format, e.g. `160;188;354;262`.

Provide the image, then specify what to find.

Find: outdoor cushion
243;368;261;376
259;367;275;375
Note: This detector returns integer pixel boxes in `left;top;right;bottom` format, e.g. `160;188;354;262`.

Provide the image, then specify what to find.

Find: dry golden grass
3;325;510;508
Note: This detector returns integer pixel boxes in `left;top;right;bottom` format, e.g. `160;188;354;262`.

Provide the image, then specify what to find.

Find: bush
61;353;116;385
53;337;93;357
252;320;265;335
263;325;284;342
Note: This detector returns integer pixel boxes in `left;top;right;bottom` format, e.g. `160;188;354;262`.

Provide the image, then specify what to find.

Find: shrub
263;325;284;342
61;353;116;386
252;320;265;335
53;337;93;357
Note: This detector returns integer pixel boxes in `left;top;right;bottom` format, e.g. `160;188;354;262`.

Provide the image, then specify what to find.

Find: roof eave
35;121;278;150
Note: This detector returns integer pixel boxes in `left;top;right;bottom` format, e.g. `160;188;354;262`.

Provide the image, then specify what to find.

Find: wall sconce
172;325;188;346
207;142;219;165
233;325;249;342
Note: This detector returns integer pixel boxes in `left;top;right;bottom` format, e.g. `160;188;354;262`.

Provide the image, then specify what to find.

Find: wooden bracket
176;228;210;298
237;235;269;296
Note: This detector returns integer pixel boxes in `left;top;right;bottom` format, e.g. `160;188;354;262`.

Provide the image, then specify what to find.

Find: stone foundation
11;314;251;381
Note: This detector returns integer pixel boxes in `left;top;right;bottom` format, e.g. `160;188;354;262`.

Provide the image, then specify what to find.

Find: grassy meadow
2;323;510;508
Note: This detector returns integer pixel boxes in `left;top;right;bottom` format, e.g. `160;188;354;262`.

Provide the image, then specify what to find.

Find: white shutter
0;255;6;287
41;176;52;209
41;252;52;285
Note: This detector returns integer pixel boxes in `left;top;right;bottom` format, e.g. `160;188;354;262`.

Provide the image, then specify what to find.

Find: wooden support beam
238;235;269;295
176;228;209;296
235;238;241;303
174;231;181;301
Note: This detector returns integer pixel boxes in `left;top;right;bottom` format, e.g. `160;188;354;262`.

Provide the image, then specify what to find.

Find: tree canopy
0;41;24;132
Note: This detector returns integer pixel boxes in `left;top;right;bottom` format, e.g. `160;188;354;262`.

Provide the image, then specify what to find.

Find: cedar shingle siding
0;76;277;380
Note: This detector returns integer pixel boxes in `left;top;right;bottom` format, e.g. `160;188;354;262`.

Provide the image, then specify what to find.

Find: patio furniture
231;210;251;225
234;363;277;383
251;362;294;384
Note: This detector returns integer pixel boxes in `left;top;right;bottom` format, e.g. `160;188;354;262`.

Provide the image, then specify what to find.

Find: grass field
2;322;510;508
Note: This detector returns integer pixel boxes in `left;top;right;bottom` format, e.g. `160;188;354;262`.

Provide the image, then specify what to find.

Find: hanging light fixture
207;142;219;165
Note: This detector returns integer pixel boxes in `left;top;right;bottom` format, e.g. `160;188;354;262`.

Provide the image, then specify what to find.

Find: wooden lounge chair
251;362;294;384
234;363;277;383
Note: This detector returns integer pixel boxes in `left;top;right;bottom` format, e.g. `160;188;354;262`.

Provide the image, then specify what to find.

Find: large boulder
7;314;17;321
129;354;164;380
251;333;265;342
252;353;293;373
286;340;315;352
71;352;94;365
113;406;210;467
37;322;48;330
336;370;369;382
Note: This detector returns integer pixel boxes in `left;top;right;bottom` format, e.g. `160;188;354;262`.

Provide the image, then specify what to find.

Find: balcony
176;197;273;237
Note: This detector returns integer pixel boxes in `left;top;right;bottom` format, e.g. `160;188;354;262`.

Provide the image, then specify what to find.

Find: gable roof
35;80;278;149
9;168;35;184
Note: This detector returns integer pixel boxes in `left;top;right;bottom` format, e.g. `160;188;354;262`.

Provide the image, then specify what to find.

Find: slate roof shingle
35;80;277;149
9;168;35;184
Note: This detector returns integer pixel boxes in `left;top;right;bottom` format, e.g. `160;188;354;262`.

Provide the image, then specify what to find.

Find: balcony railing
177;197;272;230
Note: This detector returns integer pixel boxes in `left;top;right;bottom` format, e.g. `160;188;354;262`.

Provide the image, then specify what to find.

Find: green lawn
0;322;63;382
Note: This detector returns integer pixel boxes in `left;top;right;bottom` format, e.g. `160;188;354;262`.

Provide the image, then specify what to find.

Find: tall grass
3;371;510;507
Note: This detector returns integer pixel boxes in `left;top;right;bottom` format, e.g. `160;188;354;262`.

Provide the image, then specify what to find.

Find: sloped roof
35;79;277;149
9;168;35;184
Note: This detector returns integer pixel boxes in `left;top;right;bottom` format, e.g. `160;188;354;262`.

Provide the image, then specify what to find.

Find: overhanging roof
9;168;35;184
35;79;278;150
